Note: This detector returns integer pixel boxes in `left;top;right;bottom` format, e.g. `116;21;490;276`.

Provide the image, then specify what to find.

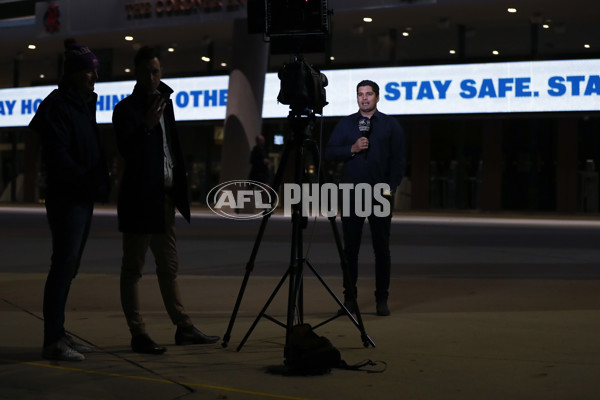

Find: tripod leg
236;268;291;352
328;217;374;347
222;142;293;348
284;137;307;363
306;259;375;347
307;139;375;348
240;133;305;353
221;220;268;348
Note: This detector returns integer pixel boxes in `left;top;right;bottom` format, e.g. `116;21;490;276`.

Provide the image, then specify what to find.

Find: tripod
222;109;375;362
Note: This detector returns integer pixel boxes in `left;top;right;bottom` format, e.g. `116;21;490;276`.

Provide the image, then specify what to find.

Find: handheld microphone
358;117;371;137
358;117;370;158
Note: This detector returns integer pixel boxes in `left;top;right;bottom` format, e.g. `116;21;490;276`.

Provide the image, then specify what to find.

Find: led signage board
0;59;598;127
262;58;600;117
0;76;229;127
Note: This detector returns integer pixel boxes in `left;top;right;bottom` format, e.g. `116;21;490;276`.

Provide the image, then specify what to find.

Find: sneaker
42;338;85;361
376;301;390;316
64;334;93;353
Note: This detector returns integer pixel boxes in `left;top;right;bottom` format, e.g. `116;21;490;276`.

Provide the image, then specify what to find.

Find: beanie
63;38;99;75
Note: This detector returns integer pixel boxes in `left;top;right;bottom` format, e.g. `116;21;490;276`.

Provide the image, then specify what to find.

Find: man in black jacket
30;39;109;361
249;135;270;184
112;46;219;354
325;80;405;316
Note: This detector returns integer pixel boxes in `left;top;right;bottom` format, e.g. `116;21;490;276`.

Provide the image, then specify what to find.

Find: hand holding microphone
358;116;371;136
352;117;371;156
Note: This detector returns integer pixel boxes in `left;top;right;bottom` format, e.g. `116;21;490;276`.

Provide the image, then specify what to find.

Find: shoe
64;334;93;353
175;325;220;345
42;337;85;361
337;299;357;316
131;334;167;354
376;301;390;316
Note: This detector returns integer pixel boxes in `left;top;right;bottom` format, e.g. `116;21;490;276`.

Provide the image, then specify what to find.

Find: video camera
277;57;328;115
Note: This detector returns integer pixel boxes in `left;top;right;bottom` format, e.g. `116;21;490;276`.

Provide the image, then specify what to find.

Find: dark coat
112;81;190;234
248;144;269;183
325;110;406;193
29;81;109;202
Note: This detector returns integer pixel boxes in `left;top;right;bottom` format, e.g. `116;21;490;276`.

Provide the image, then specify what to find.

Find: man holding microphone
325;80;406;316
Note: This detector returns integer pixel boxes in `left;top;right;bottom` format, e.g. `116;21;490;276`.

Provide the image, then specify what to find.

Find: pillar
219;18;269;183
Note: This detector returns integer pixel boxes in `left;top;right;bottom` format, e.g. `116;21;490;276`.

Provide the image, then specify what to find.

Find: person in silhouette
112;46;219;354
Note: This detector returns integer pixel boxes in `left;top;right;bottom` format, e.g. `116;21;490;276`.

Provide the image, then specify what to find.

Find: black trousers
341;198;392;303
43;196;94;346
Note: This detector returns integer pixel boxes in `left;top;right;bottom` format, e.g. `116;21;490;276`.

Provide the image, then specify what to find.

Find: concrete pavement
1;272;600;399
1;206;600;399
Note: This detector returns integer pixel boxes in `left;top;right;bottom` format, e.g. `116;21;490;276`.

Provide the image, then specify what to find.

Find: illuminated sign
0;75;229;127
263;58;600;117
0;59;598;128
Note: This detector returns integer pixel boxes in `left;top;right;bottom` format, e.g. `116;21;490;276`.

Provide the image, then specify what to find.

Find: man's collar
132;81;174;98
355;110;379;119
157;81;174;95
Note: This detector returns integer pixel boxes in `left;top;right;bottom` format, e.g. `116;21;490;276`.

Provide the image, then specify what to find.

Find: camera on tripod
223;1;375;355
277;58;328;115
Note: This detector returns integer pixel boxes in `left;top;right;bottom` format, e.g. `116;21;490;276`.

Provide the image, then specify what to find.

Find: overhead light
363;17;373;23
220;62;227;67
168;47;175;53
39;74;45;79
507;8;517;13
201;56;211;62
492;50;500;55
542;24;550;29
124;68;131;73
584;44;591;49
125;36;134;41
449;49;456;54
402;31;409;37
329;56;335;61
28;44;36;50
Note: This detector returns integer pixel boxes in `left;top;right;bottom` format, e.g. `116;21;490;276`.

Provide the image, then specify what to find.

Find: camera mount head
277;56;328;116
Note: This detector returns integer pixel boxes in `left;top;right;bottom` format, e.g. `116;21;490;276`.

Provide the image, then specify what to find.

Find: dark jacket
325;110;406;193
113;81;190;234
248;144;269;183
29;81;109;202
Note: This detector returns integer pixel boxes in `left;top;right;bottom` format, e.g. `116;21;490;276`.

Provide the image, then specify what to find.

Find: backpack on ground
285;323;386;376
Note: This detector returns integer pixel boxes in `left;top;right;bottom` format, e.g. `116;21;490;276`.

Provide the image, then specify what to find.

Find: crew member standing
112;46;219;354
30;39;109;361
249;135;270;185
325;80;405;316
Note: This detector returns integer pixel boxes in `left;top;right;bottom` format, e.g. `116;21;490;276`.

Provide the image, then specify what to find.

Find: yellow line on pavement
18;361;316;400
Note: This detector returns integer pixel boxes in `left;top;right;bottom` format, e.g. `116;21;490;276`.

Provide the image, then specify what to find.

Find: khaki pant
120;196;192;336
